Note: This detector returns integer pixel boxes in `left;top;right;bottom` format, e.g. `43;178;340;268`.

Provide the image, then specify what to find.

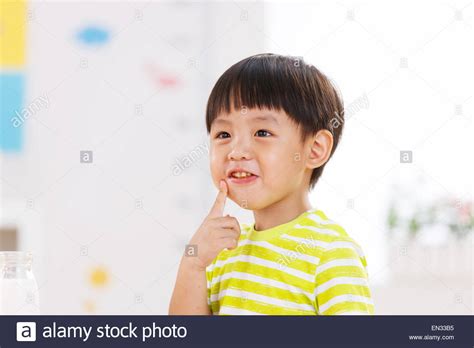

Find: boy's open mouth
226;168;259;185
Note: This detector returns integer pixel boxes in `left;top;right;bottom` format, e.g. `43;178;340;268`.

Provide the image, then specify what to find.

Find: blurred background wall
0;0;472;315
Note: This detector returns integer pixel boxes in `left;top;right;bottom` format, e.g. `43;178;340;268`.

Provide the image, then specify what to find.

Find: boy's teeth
232;171;253;178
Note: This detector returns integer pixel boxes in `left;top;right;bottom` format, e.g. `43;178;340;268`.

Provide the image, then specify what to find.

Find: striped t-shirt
206;208;375;315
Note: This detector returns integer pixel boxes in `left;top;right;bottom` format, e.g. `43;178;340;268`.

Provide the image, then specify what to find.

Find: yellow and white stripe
206;209;375;315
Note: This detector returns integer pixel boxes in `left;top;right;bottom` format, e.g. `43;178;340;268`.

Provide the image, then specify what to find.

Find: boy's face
209;107;311;210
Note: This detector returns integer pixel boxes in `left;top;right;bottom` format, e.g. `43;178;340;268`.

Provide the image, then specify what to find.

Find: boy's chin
228;194;268;211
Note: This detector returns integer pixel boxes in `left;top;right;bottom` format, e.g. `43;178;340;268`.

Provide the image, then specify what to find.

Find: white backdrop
1;1;262;314
265;0;473;314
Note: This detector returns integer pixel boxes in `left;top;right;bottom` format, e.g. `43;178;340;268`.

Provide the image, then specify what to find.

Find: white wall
265;0;473;314
1;1;264;314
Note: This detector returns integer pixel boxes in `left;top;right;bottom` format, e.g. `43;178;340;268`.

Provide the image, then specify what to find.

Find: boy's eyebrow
213;113;279;126
213;118;231;125
254;114;279;124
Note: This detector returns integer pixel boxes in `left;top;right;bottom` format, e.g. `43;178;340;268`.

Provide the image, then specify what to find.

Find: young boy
169;53;374;315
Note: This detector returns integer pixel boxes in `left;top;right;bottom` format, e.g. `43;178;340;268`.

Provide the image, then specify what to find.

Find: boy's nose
227;144;252;161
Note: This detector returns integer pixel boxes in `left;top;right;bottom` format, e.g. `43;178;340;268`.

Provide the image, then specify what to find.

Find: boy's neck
252;188;312;231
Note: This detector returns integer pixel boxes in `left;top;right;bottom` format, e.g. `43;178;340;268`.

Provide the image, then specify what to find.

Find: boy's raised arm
168;180;241;315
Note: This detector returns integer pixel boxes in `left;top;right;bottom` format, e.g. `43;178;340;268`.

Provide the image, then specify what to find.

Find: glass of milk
0;251;40;314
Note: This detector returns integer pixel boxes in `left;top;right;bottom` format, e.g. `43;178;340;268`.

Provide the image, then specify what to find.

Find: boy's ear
305;129;334;170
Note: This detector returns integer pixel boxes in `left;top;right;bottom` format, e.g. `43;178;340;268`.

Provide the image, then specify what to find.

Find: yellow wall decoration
83;299;96;313
89;266;109;288
0;0;26;67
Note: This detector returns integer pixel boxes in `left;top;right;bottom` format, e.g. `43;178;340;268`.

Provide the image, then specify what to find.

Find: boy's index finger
208;180;228;218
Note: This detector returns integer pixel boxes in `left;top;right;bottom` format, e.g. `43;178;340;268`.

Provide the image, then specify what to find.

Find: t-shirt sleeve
313;237;375;315
206;257;219;314
205;223;249;315
205;265;212;308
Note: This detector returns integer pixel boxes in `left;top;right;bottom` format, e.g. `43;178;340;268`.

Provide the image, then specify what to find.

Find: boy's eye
215;131;230;139
255;129;272;137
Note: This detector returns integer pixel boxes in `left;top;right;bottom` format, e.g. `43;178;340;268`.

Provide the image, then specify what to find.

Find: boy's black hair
206;53;344;190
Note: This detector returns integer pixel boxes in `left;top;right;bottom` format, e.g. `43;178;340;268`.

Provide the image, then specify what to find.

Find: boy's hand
185;180;241;271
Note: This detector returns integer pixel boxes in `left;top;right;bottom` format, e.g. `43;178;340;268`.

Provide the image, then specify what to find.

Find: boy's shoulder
206;209;368;275
240;209;365;258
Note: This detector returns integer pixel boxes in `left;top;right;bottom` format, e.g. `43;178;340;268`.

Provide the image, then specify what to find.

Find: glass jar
0;251;40;314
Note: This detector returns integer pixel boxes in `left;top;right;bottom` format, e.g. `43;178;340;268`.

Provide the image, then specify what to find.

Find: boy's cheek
209;160;223;187
210;173;221;190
